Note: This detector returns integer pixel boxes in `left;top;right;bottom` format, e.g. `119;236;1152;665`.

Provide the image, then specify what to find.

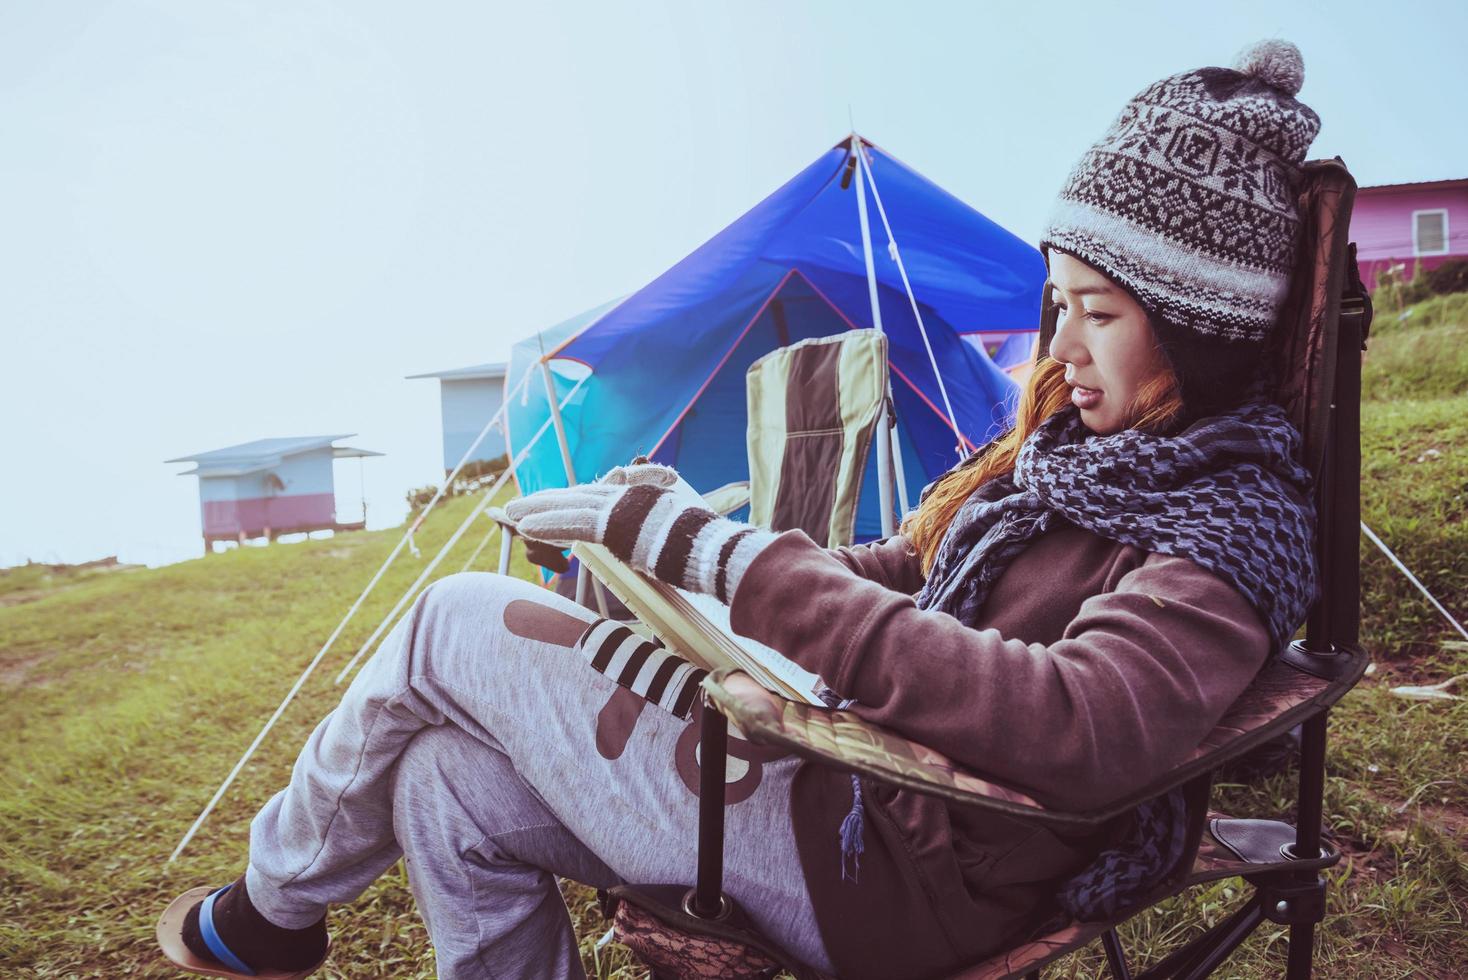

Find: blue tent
505;136;1045;542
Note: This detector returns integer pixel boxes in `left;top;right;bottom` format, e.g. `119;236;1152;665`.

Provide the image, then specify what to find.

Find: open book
571;477;824;705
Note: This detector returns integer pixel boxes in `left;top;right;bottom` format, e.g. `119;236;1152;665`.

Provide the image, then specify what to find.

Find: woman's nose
1050;309;1088;365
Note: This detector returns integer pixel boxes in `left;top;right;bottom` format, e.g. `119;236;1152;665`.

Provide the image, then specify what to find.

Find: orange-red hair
902;354;1184;574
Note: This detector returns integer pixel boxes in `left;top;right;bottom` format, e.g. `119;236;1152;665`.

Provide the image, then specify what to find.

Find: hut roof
405;362;508;382
165;435;383;477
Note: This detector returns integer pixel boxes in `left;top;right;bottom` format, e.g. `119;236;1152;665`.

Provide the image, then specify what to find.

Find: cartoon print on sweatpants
502;598;788;805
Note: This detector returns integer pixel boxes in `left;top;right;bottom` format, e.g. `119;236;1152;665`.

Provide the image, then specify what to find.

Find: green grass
1361;320;1468;402
0;491;640;978
4;301;1468;977
0;560;143;606
1367;290;1468;337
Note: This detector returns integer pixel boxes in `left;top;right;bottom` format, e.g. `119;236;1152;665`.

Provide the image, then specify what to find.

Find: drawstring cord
818;687;865;882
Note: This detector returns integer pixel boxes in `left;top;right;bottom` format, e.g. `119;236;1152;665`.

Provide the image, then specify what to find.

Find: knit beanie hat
1039;40;1321;414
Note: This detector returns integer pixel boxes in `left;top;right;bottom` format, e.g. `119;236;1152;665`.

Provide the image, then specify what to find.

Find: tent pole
851;135;898;537
541;358;610;611
890;415;910;516
541;361;580;485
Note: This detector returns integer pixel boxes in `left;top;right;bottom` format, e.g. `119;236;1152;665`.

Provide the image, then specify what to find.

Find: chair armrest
701;481;752;517
699;670;1096;829
700;644;1370;832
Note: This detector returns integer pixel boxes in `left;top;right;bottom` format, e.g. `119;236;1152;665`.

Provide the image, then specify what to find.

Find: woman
160;39;1320;980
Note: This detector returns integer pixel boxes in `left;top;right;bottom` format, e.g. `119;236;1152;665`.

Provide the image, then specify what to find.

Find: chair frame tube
692;703;729;919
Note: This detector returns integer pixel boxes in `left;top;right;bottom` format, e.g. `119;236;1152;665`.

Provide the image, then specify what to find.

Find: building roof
165;435;383;477
405;361;509;382
1359;177;1467;194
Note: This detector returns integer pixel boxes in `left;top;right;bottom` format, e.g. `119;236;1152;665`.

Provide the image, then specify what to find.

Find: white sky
2;0;1462;567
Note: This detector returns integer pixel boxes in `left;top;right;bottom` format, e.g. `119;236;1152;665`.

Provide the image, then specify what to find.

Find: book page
676;589;825;705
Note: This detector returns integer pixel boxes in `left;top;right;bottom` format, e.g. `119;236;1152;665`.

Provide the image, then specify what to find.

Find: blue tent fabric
505;138;1046;542
977;330;1041;371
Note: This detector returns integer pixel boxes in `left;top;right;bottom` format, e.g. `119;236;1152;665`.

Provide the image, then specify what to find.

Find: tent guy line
856;138;967;461
168;365;563;863
331;462;517;684
459;515;503;573
331;372;592;687
1361;521;1468;645
851;134;901;536
789;266;987;453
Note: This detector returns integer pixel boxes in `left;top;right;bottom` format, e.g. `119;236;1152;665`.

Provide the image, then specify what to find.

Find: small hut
166;435;382;553
406;362;508;473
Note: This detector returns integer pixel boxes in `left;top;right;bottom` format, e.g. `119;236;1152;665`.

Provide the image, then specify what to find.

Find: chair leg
691;701;729;919
1286;922;1315;980
1175;901;1265;980
1102;929;1132;980
1283;712;1330;980
1136;896;1264;980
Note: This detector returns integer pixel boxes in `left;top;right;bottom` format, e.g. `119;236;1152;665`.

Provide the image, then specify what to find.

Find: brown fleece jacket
727;522;1271;980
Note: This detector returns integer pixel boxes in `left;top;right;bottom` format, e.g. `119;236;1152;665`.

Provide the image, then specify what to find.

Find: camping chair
599;157;1374;980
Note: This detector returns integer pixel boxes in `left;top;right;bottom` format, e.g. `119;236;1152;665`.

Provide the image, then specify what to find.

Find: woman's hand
503;481;649;550
503;467;775;603
599;461;679;488
502;462;684;549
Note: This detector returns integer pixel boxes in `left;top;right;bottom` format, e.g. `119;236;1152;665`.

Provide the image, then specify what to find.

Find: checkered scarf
915;398;1317;650
912;398;1317;921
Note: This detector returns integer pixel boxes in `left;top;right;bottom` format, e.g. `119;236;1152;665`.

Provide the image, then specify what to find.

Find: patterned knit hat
1040;40;1321;409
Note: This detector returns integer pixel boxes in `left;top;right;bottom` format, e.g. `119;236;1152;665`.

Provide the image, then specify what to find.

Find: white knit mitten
504;480;775;603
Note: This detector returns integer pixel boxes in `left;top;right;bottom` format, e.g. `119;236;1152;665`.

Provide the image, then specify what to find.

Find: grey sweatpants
244;572;833;979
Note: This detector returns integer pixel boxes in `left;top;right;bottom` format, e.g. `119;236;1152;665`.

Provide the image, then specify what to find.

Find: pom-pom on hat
1040;40;1322;413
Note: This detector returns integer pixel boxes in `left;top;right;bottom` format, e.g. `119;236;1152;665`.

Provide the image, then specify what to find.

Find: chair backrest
745;331;888;548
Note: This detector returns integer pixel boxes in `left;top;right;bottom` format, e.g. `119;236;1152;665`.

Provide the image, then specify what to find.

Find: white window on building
1413;209;1449;256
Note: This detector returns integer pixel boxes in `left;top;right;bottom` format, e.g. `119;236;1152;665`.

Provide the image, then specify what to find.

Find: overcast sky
3;0;1462;567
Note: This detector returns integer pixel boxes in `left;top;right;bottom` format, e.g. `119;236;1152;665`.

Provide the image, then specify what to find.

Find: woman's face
1047;252;1170;435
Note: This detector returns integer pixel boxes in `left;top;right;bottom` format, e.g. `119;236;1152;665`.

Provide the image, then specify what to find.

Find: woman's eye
1085;311;1112;323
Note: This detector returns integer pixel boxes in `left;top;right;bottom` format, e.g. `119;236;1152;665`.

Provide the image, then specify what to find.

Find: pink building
1351;178;1468;290
166;435;382;554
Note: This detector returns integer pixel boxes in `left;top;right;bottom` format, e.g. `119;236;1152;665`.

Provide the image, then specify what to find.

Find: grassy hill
3;300;1467;977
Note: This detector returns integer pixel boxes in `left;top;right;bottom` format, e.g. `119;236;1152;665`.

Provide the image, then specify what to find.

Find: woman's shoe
157;882;329;979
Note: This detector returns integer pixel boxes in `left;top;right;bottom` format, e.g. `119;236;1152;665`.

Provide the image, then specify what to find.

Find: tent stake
851;134;898;537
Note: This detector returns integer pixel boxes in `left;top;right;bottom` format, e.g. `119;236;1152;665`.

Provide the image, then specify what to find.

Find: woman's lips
1070;385;1102;410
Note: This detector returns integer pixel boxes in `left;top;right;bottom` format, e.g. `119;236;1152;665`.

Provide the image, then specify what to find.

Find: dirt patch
1418;804;1468;844
0;652;57;689
1335;833;1400;881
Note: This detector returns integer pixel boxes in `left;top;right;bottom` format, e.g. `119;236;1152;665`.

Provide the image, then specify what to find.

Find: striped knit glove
504;479;776;604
